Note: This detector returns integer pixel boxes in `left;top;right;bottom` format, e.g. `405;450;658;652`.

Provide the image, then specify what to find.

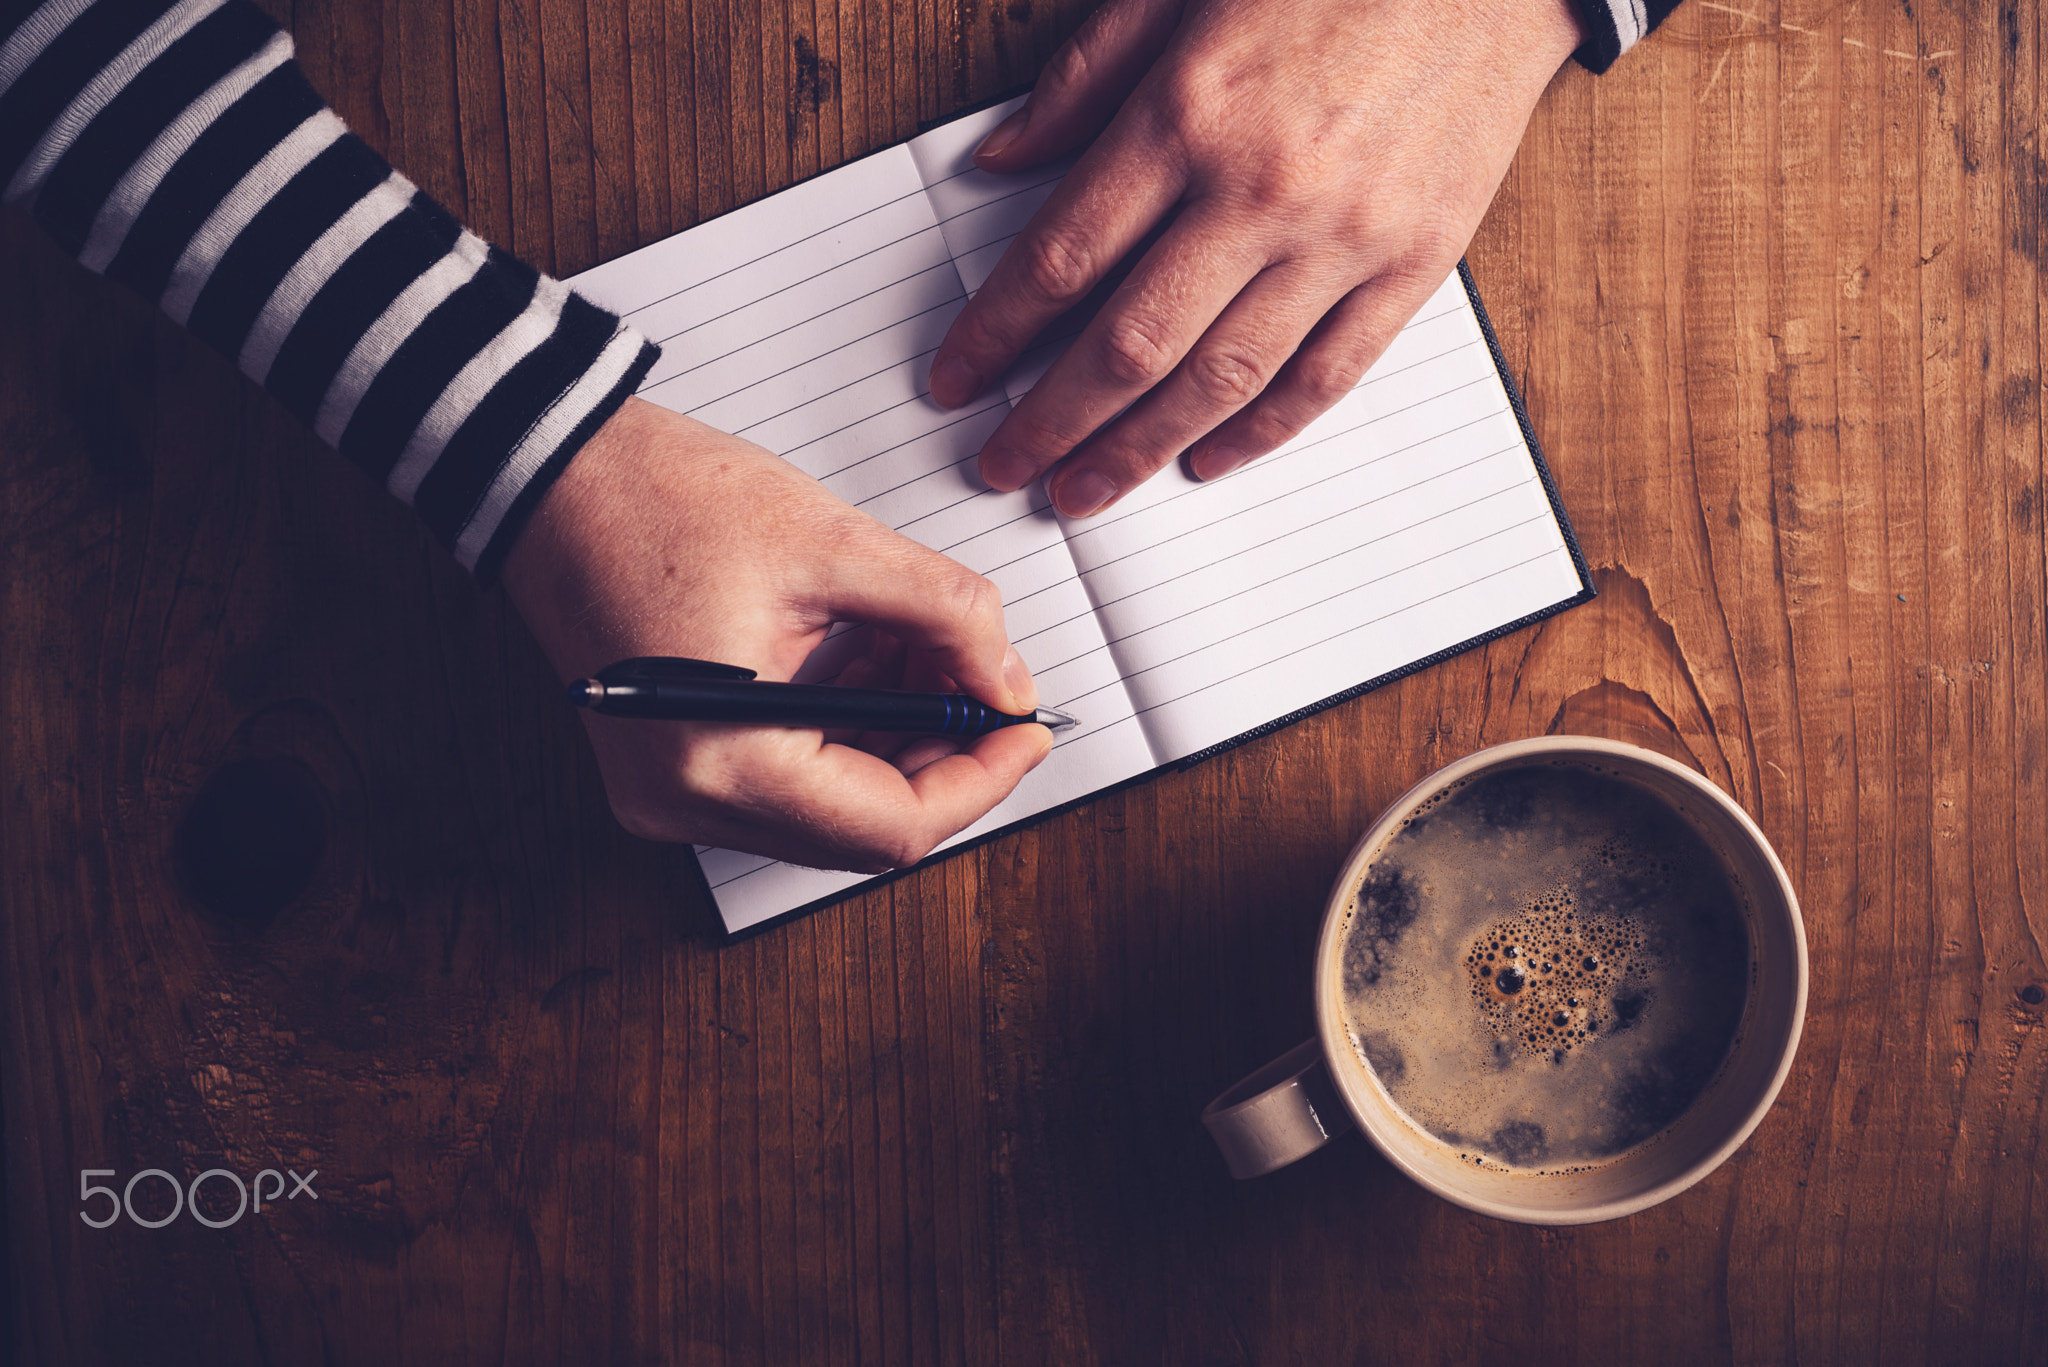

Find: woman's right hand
500;397;1053;871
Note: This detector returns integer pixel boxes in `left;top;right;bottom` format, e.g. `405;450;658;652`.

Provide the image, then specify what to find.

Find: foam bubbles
1463;895;1643;1061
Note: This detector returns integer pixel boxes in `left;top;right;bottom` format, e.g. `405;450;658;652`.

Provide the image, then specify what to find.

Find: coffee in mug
1200;737;1806;1225
1339;762;1751;1174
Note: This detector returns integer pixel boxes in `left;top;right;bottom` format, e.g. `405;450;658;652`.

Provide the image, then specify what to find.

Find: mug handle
1200;1039;1355;1179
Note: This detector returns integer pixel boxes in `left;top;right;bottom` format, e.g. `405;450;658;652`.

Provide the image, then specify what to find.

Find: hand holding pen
501;400;1059;873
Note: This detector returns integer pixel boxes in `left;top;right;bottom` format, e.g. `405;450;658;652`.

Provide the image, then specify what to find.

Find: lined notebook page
1056;274;1588;762
569;143;1154;930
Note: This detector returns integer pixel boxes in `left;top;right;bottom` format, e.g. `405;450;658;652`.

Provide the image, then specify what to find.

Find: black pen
567;656;1079;735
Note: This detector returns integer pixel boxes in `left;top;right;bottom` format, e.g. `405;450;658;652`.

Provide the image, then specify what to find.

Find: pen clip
595;656;760;685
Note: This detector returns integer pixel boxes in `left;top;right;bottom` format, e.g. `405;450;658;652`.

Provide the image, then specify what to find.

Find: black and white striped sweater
1;0;660;584
2;0;1673;585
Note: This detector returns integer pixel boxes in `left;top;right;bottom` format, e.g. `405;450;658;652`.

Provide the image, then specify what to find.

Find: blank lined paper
567;102;1589;937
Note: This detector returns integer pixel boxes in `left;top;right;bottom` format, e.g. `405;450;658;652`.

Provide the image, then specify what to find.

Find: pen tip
568;678;603;707
1033;706;1079;731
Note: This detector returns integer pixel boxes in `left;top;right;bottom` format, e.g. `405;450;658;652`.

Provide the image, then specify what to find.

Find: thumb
818;531;1039;714
974;0;1185;169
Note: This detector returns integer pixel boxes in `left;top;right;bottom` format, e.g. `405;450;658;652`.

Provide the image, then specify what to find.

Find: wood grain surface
3;0;2044;1361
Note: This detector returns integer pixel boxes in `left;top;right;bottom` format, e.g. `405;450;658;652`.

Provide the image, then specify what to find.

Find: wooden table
4;0;2042;1360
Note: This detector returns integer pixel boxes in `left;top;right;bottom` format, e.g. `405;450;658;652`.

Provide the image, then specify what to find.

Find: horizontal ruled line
1130;538;1568;715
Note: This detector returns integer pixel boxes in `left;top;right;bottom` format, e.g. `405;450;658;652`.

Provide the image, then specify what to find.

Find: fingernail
1192;447;1251;481
982;448;1036;492
975;107;1029;161
1054;470;1116;518
1002;645;1040;711
931;354;981;407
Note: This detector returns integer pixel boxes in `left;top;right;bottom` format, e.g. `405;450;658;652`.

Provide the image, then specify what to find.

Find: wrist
1490;0;1588;72
500;397;678;679
1539;0;1591;54
1410;0;1586;86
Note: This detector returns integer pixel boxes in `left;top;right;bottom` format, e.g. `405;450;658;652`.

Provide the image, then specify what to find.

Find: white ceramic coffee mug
1201;736;1807;1225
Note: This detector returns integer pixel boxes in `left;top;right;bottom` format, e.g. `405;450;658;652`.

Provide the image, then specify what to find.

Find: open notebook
569;97;1594;939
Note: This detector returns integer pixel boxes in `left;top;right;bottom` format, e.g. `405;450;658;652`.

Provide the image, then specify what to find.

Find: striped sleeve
1565;0;1685;72
0;0;660;585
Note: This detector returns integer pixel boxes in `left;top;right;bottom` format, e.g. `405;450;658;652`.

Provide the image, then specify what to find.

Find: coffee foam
1338;764;1751;1174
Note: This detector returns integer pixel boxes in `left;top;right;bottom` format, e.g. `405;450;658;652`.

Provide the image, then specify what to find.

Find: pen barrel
588;678;1025;735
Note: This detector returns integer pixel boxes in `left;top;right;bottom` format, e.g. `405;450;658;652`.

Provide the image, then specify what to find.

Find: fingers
888;735;971;777
974;204;1269;501
815;530;1039;713
745;725;1052;870
838;635;974;768
1185;272;1446;482
680;724;1055;872
827;629;917;758
1034;262;1342;515
929;119;1184;410
972;0;1187;170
